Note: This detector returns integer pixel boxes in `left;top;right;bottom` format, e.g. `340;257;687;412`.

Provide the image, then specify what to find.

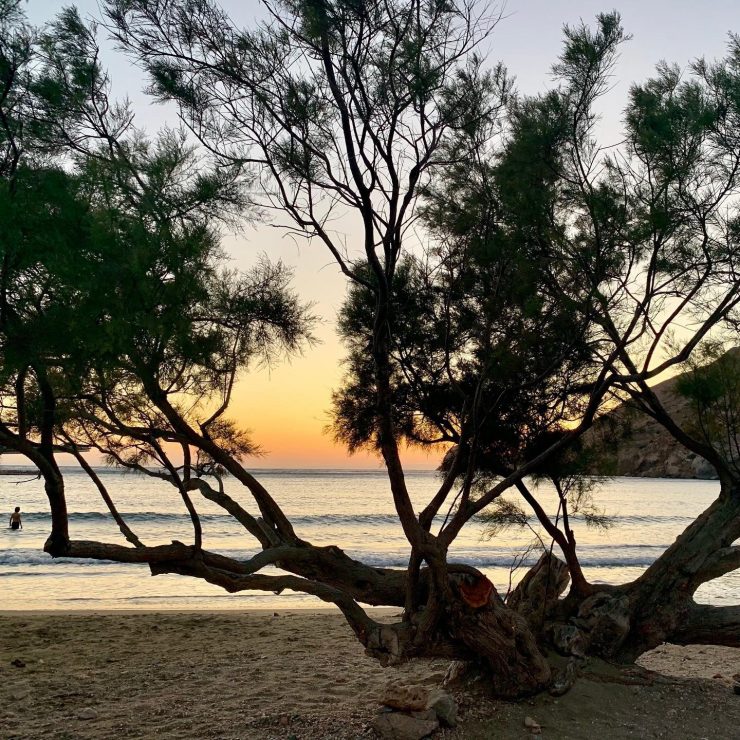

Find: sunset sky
23;0;740;468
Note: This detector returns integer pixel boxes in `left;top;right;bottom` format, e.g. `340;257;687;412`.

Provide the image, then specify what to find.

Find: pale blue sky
27;1;740;135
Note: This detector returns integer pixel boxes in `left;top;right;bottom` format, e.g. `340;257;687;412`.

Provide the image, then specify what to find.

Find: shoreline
1;610;739;739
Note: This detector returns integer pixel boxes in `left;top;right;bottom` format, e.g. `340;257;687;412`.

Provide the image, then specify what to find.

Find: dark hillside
585;349;740;479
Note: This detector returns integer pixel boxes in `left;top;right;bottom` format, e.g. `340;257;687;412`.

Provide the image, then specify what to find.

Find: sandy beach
1;610;739;739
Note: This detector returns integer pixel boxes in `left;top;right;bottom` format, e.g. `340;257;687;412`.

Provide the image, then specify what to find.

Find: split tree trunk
534;479;740;663
360;581;553;698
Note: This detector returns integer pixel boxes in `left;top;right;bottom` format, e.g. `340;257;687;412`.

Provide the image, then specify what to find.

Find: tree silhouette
0;0;739;696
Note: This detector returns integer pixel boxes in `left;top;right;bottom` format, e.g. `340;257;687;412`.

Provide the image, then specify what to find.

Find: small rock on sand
78;708;98;720
381;684;429;712
372;712;439;740
524;715;542;734
427;689;457;727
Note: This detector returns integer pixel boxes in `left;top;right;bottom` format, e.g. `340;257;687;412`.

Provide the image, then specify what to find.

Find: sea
0;468;737;611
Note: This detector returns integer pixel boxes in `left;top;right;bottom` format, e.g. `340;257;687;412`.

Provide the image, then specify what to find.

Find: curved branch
185;477;276;548
514;480;591;595
64;539;195;563
692;545;740;587
141;381;299;542
152;557;380;641
62;537;381;644
673;603;740;647
67;443;144;548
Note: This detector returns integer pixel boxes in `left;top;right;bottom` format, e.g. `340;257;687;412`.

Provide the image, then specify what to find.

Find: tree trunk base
363;577;553;699
450;595;552;698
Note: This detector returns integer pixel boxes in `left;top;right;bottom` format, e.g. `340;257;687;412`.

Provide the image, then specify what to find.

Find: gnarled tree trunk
532;479;740;664
359;573;553;698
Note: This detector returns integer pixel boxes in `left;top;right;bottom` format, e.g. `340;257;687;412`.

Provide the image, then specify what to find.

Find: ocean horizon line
0;464;440;474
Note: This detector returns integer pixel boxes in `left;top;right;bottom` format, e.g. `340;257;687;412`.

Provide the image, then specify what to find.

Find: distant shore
1;610;739;739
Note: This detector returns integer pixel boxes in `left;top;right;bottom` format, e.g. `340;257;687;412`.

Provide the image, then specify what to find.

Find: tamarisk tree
1;0;739;697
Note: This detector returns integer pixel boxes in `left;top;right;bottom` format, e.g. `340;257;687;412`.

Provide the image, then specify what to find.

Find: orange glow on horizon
229;327;441;470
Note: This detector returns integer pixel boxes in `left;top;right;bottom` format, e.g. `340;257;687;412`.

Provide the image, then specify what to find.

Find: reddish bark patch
459;576;495;608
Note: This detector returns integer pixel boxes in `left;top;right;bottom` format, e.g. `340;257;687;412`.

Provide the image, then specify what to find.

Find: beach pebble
524;715;542;734
279;715;289;726
10;659;25;668
78;708;98;720
372;712;439;740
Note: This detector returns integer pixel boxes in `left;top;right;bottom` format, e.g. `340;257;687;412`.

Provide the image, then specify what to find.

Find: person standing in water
9;507;22;530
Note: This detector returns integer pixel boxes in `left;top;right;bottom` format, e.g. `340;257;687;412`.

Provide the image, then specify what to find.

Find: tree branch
673;603;740;647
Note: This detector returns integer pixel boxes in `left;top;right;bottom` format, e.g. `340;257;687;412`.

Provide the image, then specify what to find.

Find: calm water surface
0;469;735;609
